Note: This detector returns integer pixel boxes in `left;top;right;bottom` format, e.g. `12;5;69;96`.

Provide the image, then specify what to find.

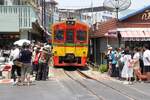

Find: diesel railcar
51;19;89;67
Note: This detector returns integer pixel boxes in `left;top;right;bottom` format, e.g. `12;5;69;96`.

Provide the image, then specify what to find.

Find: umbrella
14;39;31;46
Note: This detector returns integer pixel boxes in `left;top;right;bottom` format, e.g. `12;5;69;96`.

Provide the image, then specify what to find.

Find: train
51;18;89;67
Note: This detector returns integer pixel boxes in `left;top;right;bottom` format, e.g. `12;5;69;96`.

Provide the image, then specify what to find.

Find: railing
0;5;37;29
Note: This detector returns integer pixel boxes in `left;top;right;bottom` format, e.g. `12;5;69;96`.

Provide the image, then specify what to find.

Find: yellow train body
53;46;88;57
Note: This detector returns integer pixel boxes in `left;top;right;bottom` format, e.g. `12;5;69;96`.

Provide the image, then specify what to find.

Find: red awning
120;31;150;41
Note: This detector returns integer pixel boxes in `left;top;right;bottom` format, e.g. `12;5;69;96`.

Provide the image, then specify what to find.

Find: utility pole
41;0;46;42
41;0;44;26
91;0;94;24
91;0;96;64
42;0;45;28
43;0;46;29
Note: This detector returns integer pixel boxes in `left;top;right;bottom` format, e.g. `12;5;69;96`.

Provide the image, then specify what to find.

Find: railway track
64;70;104;100
63;69;136;100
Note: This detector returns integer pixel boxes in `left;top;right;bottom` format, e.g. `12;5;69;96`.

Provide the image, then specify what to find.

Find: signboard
141;10;150;21
0;34;19;39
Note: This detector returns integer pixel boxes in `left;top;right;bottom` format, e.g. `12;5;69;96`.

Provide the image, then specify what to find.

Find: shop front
91;5;150;64
0;33;20;47
107;28;150;49
118;28;150;48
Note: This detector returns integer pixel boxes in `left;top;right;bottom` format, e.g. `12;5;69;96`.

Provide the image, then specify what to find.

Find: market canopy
106;28;150;41
119;30;150;41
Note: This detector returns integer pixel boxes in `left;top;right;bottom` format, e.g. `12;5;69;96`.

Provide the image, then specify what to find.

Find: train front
52;19;89;67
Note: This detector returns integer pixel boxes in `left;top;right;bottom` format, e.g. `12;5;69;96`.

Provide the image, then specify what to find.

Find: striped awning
105;28;150;41
120;31;150;41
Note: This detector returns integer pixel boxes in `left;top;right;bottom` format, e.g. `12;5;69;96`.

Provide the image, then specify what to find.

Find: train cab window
54;30;64;41
66;30;74;43
76;30;87;41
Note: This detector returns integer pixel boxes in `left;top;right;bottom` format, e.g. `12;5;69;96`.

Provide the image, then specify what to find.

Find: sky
55;0;150;9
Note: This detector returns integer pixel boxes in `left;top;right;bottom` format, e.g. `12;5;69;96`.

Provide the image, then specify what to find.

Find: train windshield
54;30;64;41
66;30;74;43
76;30;87;41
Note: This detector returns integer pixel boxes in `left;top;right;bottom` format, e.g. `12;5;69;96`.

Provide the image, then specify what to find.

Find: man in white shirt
143;44;150;80
10;45;21;85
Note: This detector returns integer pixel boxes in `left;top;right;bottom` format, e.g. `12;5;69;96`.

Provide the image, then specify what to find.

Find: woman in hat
36;47;49;80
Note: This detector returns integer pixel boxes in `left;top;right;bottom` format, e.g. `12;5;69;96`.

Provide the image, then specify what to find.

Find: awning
104;28;150;41
31;20;45;34
120;31;150;41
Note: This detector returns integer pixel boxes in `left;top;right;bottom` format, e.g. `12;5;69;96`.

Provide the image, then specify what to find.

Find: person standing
116;47;124;79
133;47;142;82
36;47;49;81
10;45;21;85
110;49;117;77
143;44;150;81
32;45;41;76
106;47;113;76
121;49;133;84
19;42;32;86
139;47;144;74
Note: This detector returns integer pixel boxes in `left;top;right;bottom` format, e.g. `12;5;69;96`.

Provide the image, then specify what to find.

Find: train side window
66;30;74;43
76;30;87;41
54;30;64;41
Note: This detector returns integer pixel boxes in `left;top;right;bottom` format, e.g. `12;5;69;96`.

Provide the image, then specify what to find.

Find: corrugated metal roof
119;5;150;21
119;9;135;19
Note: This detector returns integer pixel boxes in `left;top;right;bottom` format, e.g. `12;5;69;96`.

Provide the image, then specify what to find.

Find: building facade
91;5;150;65
83;11;115;24
31;0;58;41
0;0;58;45
58;9;115;27
0;0;38;46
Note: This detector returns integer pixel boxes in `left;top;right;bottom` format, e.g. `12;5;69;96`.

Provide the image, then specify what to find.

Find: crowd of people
9;41;52;86
1;41;150;86
106;44;150;84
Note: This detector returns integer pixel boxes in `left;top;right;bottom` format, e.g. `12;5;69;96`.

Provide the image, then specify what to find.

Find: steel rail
76;69;136;100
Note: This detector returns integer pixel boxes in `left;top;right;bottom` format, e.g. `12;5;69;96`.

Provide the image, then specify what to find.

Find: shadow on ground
53;66;90;71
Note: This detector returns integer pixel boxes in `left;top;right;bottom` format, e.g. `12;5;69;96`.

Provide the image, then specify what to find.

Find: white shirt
143;49;150;66
10;48;20;60
133;52;140;60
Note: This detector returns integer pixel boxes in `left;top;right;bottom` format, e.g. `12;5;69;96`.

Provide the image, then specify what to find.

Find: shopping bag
13;61;23;67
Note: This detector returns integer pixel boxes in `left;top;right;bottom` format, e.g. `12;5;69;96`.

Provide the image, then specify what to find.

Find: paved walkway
0;66;55;84
0;79;12;84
